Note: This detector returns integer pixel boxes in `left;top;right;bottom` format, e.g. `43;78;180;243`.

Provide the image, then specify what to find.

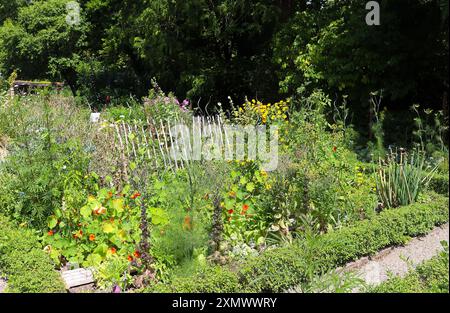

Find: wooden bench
12;80;64;96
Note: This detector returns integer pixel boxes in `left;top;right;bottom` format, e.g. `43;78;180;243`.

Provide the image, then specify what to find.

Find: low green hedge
370;246;449;293
429;173;449;195
0;214;66;293
149;265;242;293
146;193;448;293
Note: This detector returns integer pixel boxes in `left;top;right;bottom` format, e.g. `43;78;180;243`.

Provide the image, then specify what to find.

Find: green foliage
94;254;132;291
375;148;437;208
273;1;448;108
220;161;269;249
429;173;449;195
0;95;92;228
293;269;366;293
371;242;449;293
274;92;377;233
0;0;89;92
148;172;210;268
0;214;65;293
146;265;241;293
411;105;448;156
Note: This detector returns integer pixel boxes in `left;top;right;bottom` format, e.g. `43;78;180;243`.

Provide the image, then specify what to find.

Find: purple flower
112;285;121;293
177;99;189;111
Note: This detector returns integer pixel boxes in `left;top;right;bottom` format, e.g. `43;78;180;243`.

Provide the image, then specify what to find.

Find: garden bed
145;193;449;293
0;92;448;293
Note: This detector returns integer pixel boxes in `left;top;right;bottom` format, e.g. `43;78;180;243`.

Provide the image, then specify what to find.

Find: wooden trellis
111;115;231;176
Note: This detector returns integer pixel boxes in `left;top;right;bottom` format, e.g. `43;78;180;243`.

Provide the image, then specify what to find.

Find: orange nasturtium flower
110;247;117;254
227;209;234;215
133;251;141;258
242;204;249;214
127;255;133;262
130;192;141;200
89;234;96;241
47;230;54;236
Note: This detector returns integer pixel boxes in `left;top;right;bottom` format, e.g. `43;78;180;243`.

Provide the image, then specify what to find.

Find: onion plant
375;148;438;209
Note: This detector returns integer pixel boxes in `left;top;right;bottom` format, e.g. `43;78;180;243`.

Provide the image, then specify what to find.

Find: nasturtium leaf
103;222;115;233
97;188;110;201
224;199;234;210
94;243;109;257
257;236;265;245
239;176;248;185
85;253;103;266
122;184;131;196
112;198;124;213
149;207;169;226
47;216;58;229
246;182;255;192
130;162;137;171
54;209;62;218
80;205;92;219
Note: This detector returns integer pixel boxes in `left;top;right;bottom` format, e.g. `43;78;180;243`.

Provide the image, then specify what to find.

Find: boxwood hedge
429;173;449;195
0;214;66;293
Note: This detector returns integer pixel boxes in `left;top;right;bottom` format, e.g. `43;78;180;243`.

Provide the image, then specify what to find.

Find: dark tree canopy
0;0;448;113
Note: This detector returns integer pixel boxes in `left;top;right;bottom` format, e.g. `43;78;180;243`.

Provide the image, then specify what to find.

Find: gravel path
343;223;449;288
0;277;6;293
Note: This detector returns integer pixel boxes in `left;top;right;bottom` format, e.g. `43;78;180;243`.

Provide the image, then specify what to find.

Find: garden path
0;277;5;293
343;223;449;290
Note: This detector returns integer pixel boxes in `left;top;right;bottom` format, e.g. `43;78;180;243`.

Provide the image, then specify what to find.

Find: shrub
0;214;65;293
146;265;241;293
429;173;449;195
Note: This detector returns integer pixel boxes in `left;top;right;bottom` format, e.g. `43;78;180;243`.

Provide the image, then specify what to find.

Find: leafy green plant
94;254;133;291
43;185;148;267
220;161;269;251
375;148;437;208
